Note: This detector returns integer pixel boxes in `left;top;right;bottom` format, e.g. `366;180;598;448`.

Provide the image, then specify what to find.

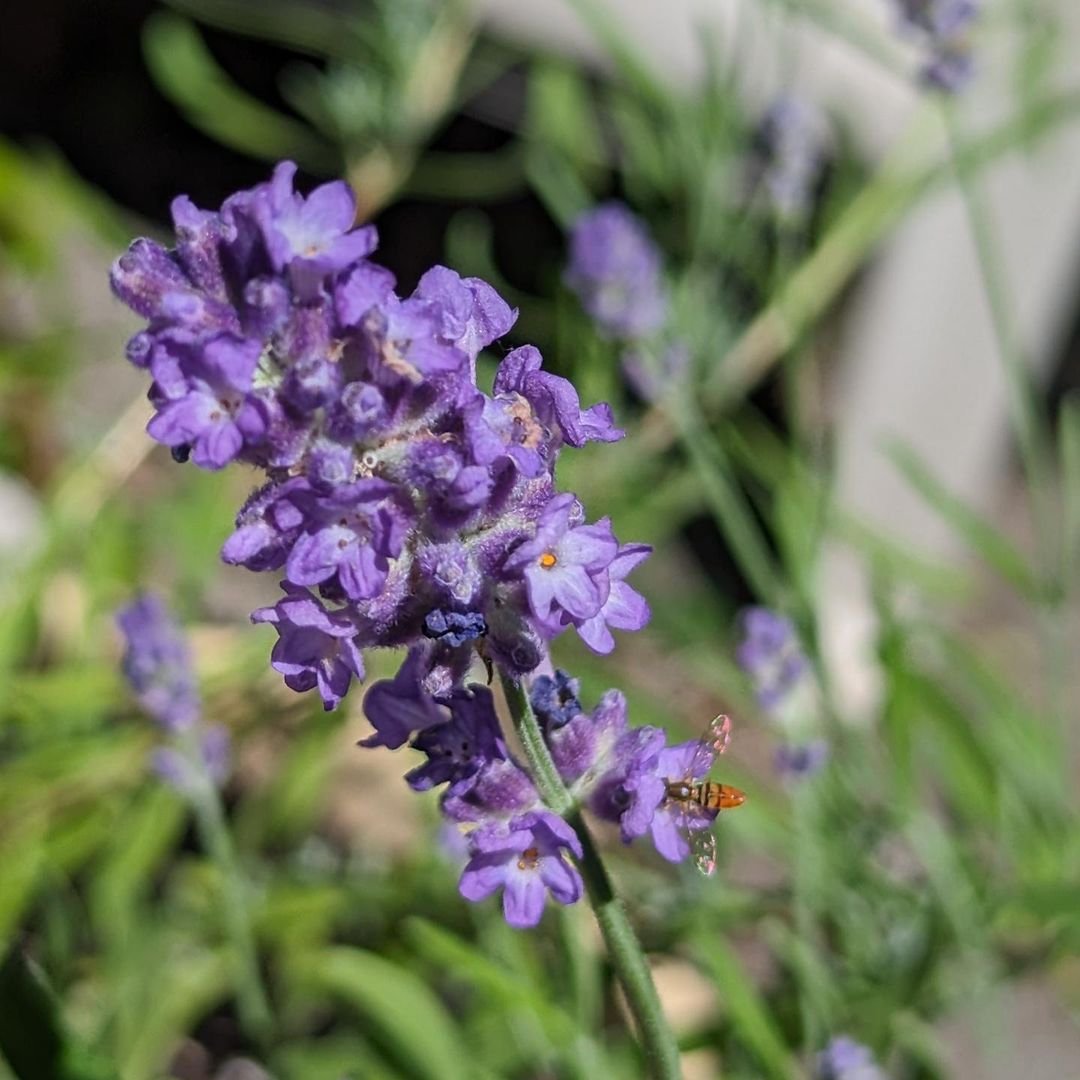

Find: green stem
675;396;783;606
189;772;273;1044
499;674;683;1080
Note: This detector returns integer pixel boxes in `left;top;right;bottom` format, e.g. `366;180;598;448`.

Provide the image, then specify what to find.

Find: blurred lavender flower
117;594;231;791
564;203;666;339
736;606;810;712
890;0;981;92
116;593;200;731
817;1036;887;1080
774;739;829;781
737;607;829;781
749;97;827;221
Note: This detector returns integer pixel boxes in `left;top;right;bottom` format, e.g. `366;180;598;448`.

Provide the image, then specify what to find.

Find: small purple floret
251;584;364;710
459;810;584;928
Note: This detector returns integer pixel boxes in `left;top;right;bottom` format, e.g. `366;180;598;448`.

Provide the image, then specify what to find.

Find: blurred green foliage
1;1;1079;1078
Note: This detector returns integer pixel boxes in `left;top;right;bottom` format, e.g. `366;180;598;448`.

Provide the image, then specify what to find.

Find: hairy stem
500;673;684;1080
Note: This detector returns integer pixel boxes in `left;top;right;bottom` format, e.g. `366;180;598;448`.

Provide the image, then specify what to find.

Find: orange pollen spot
517;846;540;871
539;552;558;569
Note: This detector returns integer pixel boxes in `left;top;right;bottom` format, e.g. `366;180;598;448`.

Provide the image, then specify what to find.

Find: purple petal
503;873;547;928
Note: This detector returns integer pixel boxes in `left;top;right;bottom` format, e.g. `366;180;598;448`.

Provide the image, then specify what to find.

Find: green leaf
301;947;469;1080
0;816;45;952
142;13;339;171
887;441;1042;597
0;949;113;1080
405;918;584;1047
523;146;591;230
119;949;230;1080
694;936;796;1080
89;787;186;949
272;1036;397;1080
527;61;603;176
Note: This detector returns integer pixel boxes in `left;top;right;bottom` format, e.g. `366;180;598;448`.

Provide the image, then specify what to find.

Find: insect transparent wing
672;800;718;876
689;826;718;877
686;714;732;778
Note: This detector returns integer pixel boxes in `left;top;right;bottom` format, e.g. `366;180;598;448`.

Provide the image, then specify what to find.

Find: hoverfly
663;714;746;876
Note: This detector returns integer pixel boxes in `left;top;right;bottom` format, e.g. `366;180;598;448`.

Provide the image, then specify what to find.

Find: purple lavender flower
749;97;827;220
360;647;445;750
529;669;583;731
890;0;981;93
112;162;664;927
502;494;619;634
255;161;377;300
251;584;364;710
735;606;809;712
565;203;666;340
816;1036;886;1080
146;335;267;470
116;594;200;731
117;595;233;792
459;811;584;928
405;685;506;793
775;739;829;780
575;543;651;655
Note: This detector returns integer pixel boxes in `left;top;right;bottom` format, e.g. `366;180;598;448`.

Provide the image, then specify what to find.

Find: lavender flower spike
565;203;666;340
890;0;981;93
116;594;201;732
735;606;809;712
117;594;232;793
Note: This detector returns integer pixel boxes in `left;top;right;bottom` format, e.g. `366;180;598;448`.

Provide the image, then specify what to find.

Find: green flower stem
188;770;273;1045
500;674;684;1080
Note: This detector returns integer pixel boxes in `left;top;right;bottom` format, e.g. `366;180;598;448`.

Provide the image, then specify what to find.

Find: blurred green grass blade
907;669;998;820
761;918;840;1035
303;947;469;1080
89;787;186;947
0;949;113;1080
405;918;585;1047
675;401;782;605
608;95;673;198
694;936;796;1080
887;441;1042;597
524;145;592;230
120;950;230;1080
561;0;674;109
164;0;365;60
273;1036;398;1080
404;145;527;202
0;817;46;953
1059;393;1080;585
527;61;604;176
142;12;340;172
